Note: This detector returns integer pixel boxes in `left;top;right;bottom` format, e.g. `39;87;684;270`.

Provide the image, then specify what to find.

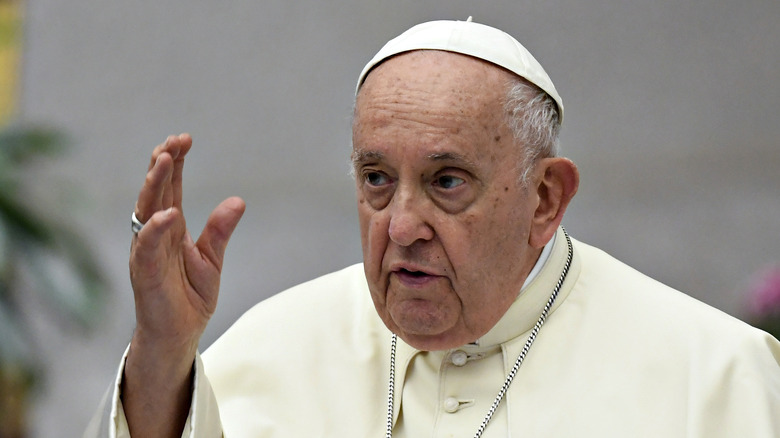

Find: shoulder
554;238;780;415
202;263;388;365
240;263;370;318
200;264;393;434
209;263;374;343
567;237;778;357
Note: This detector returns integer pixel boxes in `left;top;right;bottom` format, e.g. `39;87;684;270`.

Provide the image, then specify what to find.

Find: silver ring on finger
131;212;145;235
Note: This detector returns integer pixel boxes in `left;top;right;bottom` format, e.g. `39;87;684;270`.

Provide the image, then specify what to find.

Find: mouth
390;265;442;287
398;268;429;277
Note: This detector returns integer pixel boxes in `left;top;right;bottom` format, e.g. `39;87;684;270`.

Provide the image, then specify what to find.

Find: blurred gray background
17;0;779;436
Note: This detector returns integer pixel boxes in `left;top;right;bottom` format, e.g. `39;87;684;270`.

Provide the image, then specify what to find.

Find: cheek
452;198;529;282
357;202;390;274
356;196;371;250
358;204;395;327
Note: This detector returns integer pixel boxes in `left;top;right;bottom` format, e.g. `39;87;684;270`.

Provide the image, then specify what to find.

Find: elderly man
87;19;780;437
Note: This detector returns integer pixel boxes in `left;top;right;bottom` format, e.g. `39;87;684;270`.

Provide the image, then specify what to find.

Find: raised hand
123;134;245;437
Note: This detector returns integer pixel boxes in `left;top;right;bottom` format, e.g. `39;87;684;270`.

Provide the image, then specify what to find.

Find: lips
399;268;428;277
389;263;443;287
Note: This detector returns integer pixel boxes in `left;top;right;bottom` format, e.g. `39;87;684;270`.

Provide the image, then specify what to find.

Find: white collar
520;232;556;291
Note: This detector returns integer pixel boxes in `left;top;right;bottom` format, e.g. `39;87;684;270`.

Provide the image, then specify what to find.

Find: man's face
352;51;543;351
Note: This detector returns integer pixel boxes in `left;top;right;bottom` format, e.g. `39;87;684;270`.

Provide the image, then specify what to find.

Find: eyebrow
351;149;478;170
426;152;478;168
351;149;384;167
350;149;477;172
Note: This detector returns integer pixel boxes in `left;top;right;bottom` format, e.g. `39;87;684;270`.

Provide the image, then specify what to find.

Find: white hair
504;78;562;185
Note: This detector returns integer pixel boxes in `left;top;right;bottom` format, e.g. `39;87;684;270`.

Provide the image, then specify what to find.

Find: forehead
356;50;511;117
353;51;516;159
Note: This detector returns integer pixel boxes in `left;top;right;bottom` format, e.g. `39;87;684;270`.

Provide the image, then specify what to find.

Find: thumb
196;196;246;271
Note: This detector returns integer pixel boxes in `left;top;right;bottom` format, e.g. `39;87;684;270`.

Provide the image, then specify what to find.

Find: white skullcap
356;18;564;123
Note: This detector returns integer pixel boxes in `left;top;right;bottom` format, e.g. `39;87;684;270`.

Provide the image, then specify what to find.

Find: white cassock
85;227;780;437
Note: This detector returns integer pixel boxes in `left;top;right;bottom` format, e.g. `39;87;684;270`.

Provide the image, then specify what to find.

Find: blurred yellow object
0;0;22;126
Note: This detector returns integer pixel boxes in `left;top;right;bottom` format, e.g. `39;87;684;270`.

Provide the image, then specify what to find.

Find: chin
401;333;472;352
394;326;473;352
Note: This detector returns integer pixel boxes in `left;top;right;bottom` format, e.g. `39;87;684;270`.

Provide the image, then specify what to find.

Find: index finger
168;133;192;212
145;133;193;212
135;134;194;223
147;133;193;172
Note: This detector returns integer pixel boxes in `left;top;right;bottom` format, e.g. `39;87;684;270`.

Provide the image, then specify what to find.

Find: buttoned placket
441;350;475;414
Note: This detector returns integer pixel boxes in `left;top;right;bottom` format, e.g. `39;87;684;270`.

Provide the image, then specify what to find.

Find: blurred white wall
18;0;780;435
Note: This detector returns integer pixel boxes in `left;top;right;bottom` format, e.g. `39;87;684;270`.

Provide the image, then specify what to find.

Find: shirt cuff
99;345;200;438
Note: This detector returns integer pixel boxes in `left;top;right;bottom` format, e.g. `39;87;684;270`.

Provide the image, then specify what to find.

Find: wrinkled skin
352;51;575;351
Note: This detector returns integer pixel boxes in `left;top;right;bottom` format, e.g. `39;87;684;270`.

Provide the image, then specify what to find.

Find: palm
129;134;244;345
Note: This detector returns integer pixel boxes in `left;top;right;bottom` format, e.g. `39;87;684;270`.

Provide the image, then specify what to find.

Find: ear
528;157;579;248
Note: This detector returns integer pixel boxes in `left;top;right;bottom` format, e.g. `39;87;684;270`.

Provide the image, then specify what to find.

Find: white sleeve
83;346;223;438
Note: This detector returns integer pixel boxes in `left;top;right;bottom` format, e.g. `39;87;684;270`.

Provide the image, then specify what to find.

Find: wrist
126;329;199;383
122;335;196;438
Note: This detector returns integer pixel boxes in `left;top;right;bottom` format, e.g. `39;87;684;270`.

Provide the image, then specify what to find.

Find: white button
443;397;460;413
451;350;468;366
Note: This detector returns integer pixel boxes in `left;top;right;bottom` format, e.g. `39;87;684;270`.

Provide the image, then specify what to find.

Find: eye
359;169;394;210
434;175;465;189
364;171;391;187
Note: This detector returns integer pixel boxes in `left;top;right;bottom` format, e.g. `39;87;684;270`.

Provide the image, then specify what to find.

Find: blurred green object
0;123;107;437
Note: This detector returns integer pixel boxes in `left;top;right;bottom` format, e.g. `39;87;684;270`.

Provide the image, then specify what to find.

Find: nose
387;189;434;247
